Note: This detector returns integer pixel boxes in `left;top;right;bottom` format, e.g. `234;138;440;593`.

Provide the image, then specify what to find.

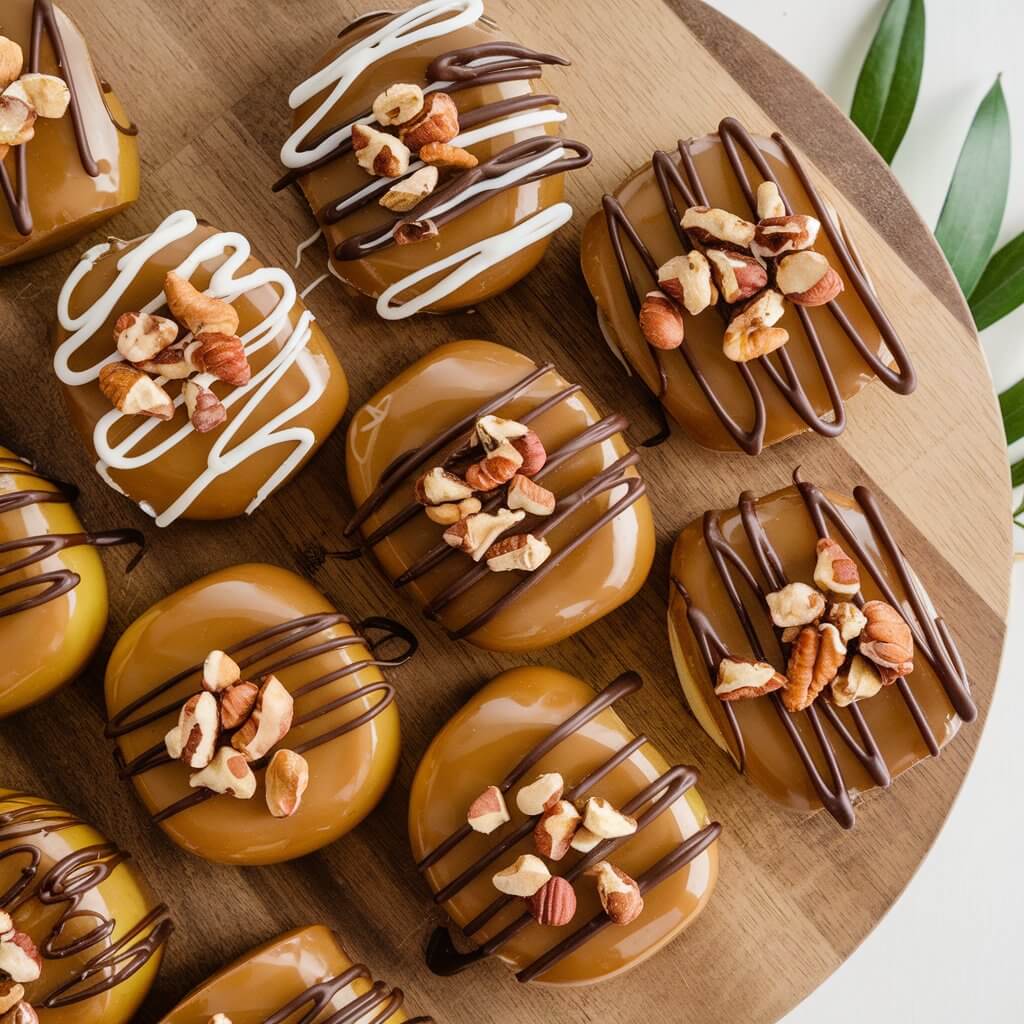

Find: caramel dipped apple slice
0;0;139;266
0;446;141;718
276;0;591;318
104;563;417;865
581;116;916;454
667;470;976;828
0;789;171;1024
52;210;348;526
344;340;655;652
409;667;720;985
158;924;432;1024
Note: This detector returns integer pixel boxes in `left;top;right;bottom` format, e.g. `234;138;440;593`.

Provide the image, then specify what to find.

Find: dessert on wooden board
344;340;655;651
158;925;431;1024
668;470;976;828
104;563;416;866
581;117;916;454
51;209;348;527
0;789;172;1024
0;445;141;718
0;0;138;266
277;0;591;319
409;667;720;985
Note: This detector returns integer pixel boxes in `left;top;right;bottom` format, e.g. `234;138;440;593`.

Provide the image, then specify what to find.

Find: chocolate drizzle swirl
418;672;721;983
0;454;143;619
106;613;417;823
273;28;592;260
599;116;917;454
0;0;123;236
342;363;647;640
671;470;975;828
0;792;172;1007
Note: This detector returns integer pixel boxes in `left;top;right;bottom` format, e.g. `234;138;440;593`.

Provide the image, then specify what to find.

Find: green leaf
850;0;926;163
935;76;1011;297
1012;457;1024;489
969;231;1024;330
1000;377;1024;446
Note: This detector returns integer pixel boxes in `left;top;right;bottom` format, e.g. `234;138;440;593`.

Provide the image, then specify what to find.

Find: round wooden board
0;1;1012;1022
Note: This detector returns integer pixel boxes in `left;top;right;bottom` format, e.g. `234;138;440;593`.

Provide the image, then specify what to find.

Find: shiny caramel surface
408;667;718;985
345;340;655;651
0;0;138;266
667;486;961;814
0;446;109;718
159;926;411;1024
52;223;348;521
0;790;165;1024
581;133;888;450
292;13;564;311
104;563;401;865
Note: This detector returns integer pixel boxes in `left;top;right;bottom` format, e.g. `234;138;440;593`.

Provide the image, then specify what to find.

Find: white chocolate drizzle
54;209;329;527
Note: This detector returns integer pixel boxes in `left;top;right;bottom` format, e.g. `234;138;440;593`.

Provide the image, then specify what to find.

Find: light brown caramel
345;340;655;651
104;563;403;865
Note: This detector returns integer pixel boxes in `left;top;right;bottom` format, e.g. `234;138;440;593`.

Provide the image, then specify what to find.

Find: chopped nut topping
352;123;410;177
372;82;424;126
467;785;510;834
766;581;826;628
715;656;786;701
485;533;551;573
492;854;550;898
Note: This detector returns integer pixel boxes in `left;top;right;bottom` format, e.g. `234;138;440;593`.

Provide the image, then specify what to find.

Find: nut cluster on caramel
162;649;310;819
639;180;845;363
466;772;644;928
353;81;480;240
98;273;254;435
0;910;41;1024
714;536;915;712
0;35;71;158
414;415;557;575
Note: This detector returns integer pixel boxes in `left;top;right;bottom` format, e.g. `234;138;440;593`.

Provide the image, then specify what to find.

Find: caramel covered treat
0;0;138;266
104;563;416;865
668;471;976;828
159;925;432;1023
581;117;916;454
276;0;591;319
0;790;171;1023
409;668;720;985
0;446;141;718
52;209;348;527
344;340;655;652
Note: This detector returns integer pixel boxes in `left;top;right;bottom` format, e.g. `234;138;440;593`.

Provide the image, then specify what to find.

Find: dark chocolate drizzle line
100;80;139;136
672;471;975;828
418;673;721;983
0;455;143;619
0;793;172;1007
1;0;102;235
342;364;646;641
600;116;917;455
105;613;416;824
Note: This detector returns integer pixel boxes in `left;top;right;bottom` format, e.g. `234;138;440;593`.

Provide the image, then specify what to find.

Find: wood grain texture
0;1;1012;1022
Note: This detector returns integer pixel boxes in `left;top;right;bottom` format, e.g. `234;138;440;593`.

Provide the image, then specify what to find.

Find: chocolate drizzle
106;613;417;823
342;362;647;640
1;0;118;236
0;793;172;1007
0;454;143;619
274;27;592;259
418;672;720;982
672;470;975;828
599;116;917;454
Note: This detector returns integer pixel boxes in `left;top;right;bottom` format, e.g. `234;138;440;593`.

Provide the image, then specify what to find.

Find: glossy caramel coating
345;340;655;651
0;446;109;718
159;925;418;1024
0;790;169;1024
53;222;348;521
581;132;890;451
409;668;718;985
0;0;138;266
104;563;401;865
292;14;564;311
668;485;962;815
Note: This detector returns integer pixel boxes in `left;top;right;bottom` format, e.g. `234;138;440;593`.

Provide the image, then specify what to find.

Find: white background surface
705;2;1023;1021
